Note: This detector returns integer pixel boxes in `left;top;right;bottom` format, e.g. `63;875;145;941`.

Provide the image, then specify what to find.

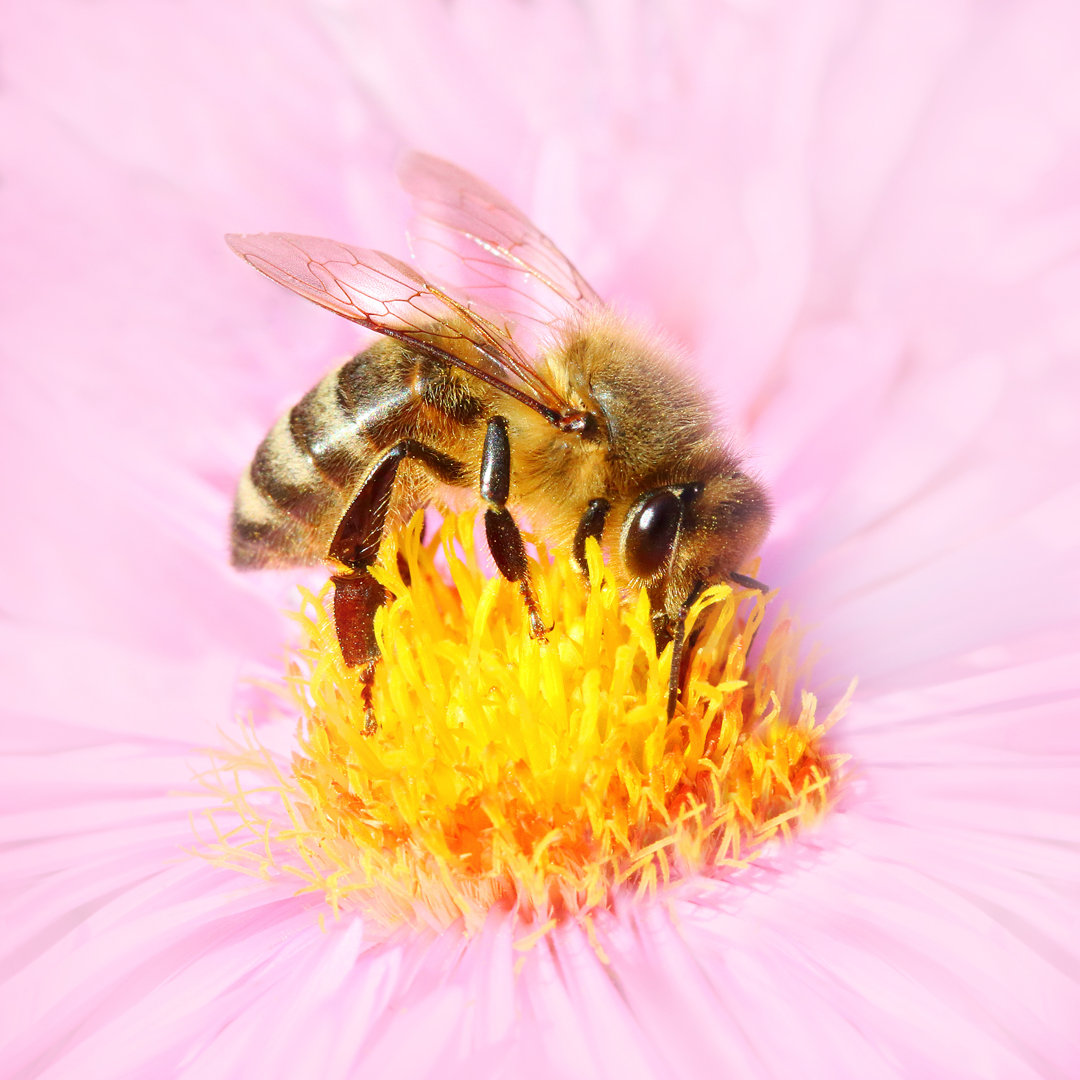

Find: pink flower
2;1;1078;1076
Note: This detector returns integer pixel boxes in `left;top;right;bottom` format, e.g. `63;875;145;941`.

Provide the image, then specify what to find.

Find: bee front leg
571;498;611;582
480;416;546;639
658;580;706;721
329;441;465;734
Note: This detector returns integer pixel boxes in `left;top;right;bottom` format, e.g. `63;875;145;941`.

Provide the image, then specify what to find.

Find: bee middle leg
654;581;706;720
329;440;465;734
480;416;546;638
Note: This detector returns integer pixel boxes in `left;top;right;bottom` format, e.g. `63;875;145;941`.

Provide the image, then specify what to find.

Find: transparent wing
226;232;570;419
399;153;600;337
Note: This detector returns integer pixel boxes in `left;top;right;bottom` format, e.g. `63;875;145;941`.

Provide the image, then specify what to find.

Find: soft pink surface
2;2;1079;1077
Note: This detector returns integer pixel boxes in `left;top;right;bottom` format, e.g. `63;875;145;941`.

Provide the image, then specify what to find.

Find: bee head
621;471;772;624
691;470;772;587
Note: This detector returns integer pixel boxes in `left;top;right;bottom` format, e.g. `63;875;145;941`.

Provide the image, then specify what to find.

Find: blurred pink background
2;2;1078;1077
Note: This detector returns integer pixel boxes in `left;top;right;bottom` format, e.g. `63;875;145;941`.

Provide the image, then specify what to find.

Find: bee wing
226;232;571;419
399;153;601;334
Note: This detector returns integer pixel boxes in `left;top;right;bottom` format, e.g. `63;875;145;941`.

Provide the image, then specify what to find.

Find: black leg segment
660;580;706;720
479;416;546;638
484;507;530;583
728;570;769;593
480;416;512;506
572;498;610;579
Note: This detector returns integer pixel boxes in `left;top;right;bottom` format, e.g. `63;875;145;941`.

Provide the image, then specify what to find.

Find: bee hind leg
480;416;547;639
329;441;466;734
331;572;387;737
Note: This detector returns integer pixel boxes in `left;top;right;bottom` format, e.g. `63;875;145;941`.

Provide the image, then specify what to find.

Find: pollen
201;513;849;932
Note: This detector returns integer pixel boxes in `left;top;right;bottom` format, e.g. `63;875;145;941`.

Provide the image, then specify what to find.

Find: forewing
399;153;600;334
226;232;568;414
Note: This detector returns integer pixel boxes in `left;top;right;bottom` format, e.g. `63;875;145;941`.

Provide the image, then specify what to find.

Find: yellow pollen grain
201;512;850;933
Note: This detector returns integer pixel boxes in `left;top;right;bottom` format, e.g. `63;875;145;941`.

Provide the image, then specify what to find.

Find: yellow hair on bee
200;513;849;933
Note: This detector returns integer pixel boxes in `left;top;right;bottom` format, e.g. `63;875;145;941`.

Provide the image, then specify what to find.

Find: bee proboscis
228;154;770;732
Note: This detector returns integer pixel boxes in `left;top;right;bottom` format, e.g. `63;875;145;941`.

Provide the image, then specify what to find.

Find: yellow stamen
200;513;850;933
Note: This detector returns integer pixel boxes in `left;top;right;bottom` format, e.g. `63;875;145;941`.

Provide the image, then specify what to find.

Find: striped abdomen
231;339;485;569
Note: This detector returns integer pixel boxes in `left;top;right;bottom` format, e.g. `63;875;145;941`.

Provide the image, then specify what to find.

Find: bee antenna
729;571;769;593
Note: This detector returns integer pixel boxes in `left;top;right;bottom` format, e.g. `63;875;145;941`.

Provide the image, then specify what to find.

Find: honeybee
228;154;770;732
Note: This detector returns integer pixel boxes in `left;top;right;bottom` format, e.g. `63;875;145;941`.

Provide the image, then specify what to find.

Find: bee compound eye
624;489;682;579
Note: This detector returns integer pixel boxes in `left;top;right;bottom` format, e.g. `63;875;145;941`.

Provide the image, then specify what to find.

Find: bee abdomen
231;342;439;570
232;401;344;568
231;466;321;569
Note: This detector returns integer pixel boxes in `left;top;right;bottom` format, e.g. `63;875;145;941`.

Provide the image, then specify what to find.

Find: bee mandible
228;155;771;733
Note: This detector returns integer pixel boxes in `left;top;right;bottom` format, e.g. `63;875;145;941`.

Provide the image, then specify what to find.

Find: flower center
203;513;848;932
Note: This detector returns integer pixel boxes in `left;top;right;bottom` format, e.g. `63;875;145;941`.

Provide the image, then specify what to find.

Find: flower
203;513;845;934
2;1;1079;1077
